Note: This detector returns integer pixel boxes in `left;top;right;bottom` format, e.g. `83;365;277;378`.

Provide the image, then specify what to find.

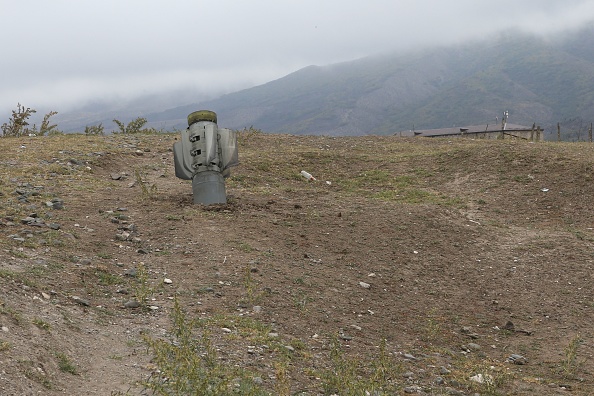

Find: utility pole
500;110;508;139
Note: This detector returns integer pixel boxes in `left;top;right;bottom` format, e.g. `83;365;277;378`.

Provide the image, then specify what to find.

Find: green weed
95;268;122;286
56;352;78;375
561;334;583;378
134;168;157;200
132;262;153;307
0;340;10;351
32;318;51;331
141;298;269;395
320;335;402;395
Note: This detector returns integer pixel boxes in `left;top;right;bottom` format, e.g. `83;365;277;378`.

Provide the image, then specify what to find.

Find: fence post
531;123;535;141
590;123;593;143
557;123;561;142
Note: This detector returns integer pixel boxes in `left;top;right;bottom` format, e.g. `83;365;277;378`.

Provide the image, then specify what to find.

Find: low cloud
1;0;593;117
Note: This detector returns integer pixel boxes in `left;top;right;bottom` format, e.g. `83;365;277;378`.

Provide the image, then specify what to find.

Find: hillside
1;132;594;395
147;26;594;138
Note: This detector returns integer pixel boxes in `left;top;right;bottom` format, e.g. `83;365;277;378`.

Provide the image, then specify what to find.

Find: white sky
1;0;594;114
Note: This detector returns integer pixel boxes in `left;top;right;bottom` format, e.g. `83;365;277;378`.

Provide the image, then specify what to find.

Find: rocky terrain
1;132;593;395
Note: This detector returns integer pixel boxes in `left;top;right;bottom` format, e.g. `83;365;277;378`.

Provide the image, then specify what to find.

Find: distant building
396;123;544;141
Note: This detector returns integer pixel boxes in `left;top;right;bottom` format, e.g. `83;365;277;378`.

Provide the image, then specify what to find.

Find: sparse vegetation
84;123;105;135
113;117;158;134
561;334;584;378
135;168;158;200
1;104;60;136
32;318;51;331
141;299;269;395
236;126;263;145
1;103;36;137
132;262;153;308
38;111;59;136
1;133;593;395
56;352;78;375
320;336;402;395
0;340;10;351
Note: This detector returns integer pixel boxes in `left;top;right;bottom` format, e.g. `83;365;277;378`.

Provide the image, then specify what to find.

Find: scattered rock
50;198;64;210
359;281;371;289
163;278;173;284
339;333;352;341
68;158;84;166
460;326;479;338
72;296;91;307
115;232;130;241
467;343;481;351
123;223;137;232
124;300;141;309
470;373;493;384
503;321;515;331
507;354;528;365
461;326;473;334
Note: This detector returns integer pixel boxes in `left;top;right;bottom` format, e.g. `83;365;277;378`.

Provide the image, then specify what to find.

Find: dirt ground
1;132;593;395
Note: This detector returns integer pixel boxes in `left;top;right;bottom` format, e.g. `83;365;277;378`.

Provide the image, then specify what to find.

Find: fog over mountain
4;0;594;135
134;25;594;139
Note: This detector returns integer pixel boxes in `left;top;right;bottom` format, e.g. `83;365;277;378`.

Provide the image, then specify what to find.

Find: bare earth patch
1;133;593;395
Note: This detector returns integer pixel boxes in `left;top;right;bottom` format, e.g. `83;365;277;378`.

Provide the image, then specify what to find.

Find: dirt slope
1;133;593;395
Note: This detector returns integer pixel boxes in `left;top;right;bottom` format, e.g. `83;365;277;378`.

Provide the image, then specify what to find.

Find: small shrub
38;111;59;136
113;117;153;134
56;352;78;375
0;340;10;351
84;123;105;135
320;335;401;395
141;298;268;395
1;103;36;137
134;169;157;200
561;334;583;378
1;105;60;137
132;262;153;307
33;318;51;331
237;126;263;145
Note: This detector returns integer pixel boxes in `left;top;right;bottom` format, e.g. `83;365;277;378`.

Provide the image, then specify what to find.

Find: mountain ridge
151;26;593;138
54;25;594;139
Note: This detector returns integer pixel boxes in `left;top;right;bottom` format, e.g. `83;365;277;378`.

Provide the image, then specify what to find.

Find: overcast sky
1;0;594;116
